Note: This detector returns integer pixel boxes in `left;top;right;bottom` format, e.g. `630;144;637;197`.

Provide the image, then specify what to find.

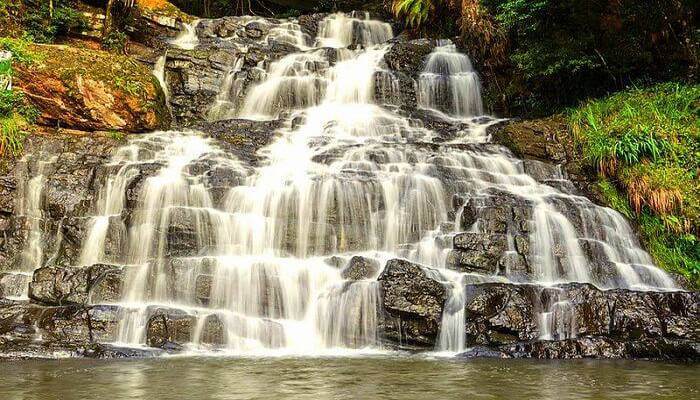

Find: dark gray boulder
195;274;213;306
341;256;380;280
146;308;195;349
447;233;507;274
29;264;125;306
377;258;447;349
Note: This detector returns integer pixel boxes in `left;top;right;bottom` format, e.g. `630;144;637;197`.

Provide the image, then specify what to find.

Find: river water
0;357;697;399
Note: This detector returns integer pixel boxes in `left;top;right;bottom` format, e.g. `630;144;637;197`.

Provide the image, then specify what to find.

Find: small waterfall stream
171;19;201;50
9;12;679;356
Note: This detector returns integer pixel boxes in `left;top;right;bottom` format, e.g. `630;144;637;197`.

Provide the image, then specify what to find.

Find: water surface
0;357;697;399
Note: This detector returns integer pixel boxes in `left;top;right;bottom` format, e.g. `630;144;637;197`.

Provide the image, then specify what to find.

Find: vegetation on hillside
391;0;697;116
1;0;88;42
569;83;699;285
0;38;39;156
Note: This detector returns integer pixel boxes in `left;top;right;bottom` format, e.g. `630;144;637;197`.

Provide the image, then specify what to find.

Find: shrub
0;37;41;64
22;0;88;43
102;30;128;53
392;0;433;28
569;83;699;284
0;112;27;156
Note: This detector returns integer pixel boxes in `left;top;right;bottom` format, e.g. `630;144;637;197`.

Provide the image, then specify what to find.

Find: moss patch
27;43;158;108
569;82;700;286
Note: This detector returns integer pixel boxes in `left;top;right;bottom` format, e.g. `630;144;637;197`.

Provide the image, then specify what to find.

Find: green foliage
640;213;700;286
102;30;128;54
22;0;88;43
479;0;696;115
0;111;27;156
0;59;10;76
570;83;700;285
0;87;36;157
392;0;433;28
597;179;633;219
0;37;41;64
0;90;21;116
106;129;126;141
570;82;699;173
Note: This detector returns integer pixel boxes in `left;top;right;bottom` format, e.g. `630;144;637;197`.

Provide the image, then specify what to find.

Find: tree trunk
103;0;116;38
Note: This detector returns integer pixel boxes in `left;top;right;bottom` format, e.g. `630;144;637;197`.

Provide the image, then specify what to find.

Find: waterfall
207;56;246;121
171;19;200;50
152;54;170;105
9;157;56;298
316;12;393;48
418;40;483;117
50;12;677;355
435;273;467;353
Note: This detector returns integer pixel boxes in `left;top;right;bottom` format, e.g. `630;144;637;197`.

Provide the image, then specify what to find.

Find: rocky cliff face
379;259;699;360
0;7;697;361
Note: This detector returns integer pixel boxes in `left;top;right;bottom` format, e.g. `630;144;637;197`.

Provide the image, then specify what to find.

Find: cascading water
5;157;56;299
152;54;170;105
418;40;483;117
171;19;201;50
19;12;676;356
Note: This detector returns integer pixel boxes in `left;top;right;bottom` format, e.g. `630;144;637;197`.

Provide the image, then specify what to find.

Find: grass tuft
569;82;699;285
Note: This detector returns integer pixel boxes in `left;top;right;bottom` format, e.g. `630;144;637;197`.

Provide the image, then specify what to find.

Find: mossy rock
13;44;170;132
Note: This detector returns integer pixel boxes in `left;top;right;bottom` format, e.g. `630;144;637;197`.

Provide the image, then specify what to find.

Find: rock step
378;258;699;359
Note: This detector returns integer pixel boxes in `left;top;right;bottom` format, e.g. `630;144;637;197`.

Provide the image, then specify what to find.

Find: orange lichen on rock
13;44;170;132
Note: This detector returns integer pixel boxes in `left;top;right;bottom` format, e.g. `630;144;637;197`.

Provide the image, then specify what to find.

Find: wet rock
461;282;699;358
501;337;699;361
459;198;478;229
82;343;164;359
458;346;507;358
298;13;328;37
447;233;507;274
381;38;435;109
0;273;30;298
324;255;346;269
522;159;563;182
194;118;282;166
384;38;435;77
341;256;380;280
199;314;225;346
497;252;530;279
488;117;603;203
29;264;125;306
165;207;208;257
245;22;267;39
489;119;567;164
86;305;121;342
146;308;195;349
88;267;125;304
29;266;90;305
378;259;447;348
195;274;212;306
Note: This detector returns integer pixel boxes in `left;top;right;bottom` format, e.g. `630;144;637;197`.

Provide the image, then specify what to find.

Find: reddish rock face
15;44;170;133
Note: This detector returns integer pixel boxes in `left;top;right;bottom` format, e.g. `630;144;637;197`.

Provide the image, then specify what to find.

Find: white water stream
8;13;678;356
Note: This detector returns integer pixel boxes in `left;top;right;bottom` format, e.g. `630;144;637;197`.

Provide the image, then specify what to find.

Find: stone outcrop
377;260;698;359
193;118;282;165
0;299;124;358
378;259;447;349
0;131;124;271
488;117;602;203
161;18;312;125
14;45;170;132
29;264;124;306
341;256;380;280
146;308;195;350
